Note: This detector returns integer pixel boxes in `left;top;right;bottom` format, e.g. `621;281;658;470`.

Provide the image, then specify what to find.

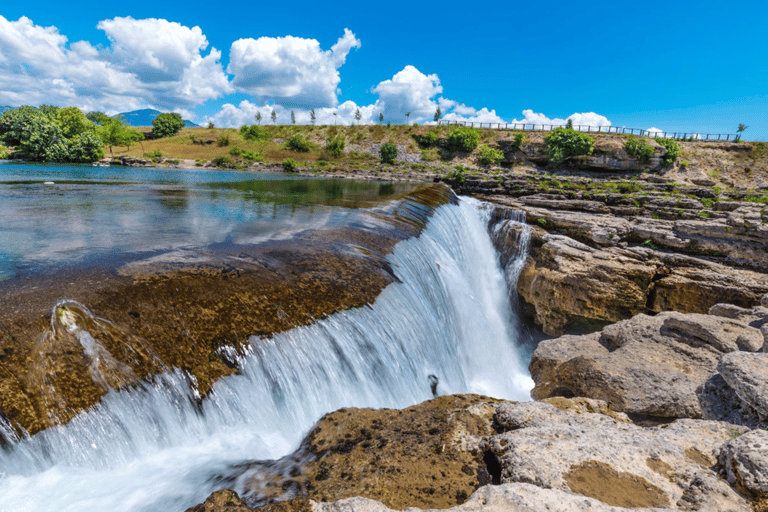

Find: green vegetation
477;144;504;166
285;134;312;152
512;132;527;151
216;134;230;147
211;156;235;168
0;105;106;162
325;134;346;157
379;142;398;164
736;124;748;142
544;127;595;164
445;165;466;182
624;136;655;163
240;124;266;142
656;138;681;166
282;158;298;171
446;126;480;153
229;146;262;161
417;130;440;148
151;113;185;138
421;148;439;161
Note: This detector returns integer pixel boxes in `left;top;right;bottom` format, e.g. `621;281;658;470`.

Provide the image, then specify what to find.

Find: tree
434;107;442;123
405;112;410;124
310;109;316;125
86;111;106;123
255;112;262;125
378;113;384;124
354;108;361;124
446;126;480;153
565;118;574;129
380;142;398;164
736;124;748;141
291;110;296;125
544;127;595;165
56;107;94;139
152;112;185;138
97;115;142;157
271;110;277;124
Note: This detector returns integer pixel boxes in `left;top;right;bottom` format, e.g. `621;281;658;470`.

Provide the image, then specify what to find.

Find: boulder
718;429;768;500
718;352;768;418
530;311;764;420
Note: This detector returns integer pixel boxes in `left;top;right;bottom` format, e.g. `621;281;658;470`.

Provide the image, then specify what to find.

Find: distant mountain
115;108;199;128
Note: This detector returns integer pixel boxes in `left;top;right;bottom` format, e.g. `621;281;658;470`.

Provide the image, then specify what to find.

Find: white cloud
371;65;442;121
506;109;612;129
646;127;662;137
0;15;229;114
228;29;361;107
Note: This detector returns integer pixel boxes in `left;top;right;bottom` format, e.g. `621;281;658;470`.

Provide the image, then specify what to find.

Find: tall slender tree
378;112;384;124
310;109;316;125
271;110;277;124
291;110;296;125
434;107;442;123
354;108;361;124
255;112;262;125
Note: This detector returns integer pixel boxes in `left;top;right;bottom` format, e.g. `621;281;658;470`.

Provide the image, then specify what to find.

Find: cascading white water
0;197;533;512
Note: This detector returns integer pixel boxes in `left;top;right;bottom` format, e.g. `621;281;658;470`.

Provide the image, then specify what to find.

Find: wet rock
718;352;768;418
185;490;252;512
718;429;768;500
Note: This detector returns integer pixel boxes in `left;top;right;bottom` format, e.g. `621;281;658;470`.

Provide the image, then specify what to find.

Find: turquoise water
0;162;420;281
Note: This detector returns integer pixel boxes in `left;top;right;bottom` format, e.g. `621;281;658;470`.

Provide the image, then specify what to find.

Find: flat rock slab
719;352;768;418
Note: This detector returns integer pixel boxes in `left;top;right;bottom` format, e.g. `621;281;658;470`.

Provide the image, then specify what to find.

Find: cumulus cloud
228;29;361;107
371;65;442;121
0;15;229;114
507;109;612;128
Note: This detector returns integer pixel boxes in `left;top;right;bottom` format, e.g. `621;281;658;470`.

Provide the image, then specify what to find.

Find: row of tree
0;106;186;162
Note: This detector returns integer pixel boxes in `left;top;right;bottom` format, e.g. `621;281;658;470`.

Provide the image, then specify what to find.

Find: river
0;162;533;512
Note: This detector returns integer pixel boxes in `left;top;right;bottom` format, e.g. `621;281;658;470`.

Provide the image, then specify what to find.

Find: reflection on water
0;162;422;281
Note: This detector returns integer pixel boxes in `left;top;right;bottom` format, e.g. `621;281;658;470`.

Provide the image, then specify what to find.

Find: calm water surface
0;162;421;281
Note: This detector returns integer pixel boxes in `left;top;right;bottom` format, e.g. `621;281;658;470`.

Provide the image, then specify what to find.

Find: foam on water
0;197;532;512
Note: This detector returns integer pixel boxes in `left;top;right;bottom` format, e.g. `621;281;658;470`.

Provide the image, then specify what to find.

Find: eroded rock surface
483;192;768;336
190;395;759;512
530;307;768;425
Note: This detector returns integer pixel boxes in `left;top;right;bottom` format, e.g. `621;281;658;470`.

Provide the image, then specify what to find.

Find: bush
239;125;266;141
446;126;480;153
624;136;655;163
146;150;162;158
416;130;440;148
478;144;504;166
285;134;311;152
656;138;681;166
230;146;261;161
325;135;345;157
421;148;439;161
211;156;235;168
544;127;595;164
282;158;298;171
379;142;398;164
151;113;185;138
512;132;528;151
216;134;230;147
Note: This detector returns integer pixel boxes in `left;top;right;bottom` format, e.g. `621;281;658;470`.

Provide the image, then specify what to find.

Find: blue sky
1;0;766;139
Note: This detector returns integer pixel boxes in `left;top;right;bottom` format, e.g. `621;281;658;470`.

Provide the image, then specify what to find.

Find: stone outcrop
529;305;768;425
484;192;768;336
189;395;759;512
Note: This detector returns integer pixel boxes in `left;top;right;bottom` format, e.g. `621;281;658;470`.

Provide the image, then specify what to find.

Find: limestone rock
185;490;252;512
718;429;768;500
718;352;768;418
762;293;768;308
530;311;764;419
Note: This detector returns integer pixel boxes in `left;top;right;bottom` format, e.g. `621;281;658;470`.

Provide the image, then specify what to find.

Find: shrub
151;113;185;138
216;134;230;147
145;150;162;158
211;156;235;168
240;125;266;141
446;126;480;153
478;144;504;166
656;138;681;166
379;142;398;164
421;148;439;161
285;134;311;152
325;135;346;157
624;136;655;163
544;127;595;164
282;158;298;171
445;165;466;182
417;130;440;148
512;132;527;151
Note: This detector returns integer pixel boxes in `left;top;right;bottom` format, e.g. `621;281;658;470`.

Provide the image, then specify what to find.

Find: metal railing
437;120;738;141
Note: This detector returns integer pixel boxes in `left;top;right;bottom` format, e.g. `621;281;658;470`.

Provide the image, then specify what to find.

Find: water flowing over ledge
0;197;533;512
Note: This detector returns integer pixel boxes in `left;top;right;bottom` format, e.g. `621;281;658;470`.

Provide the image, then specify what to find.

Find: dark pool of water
0;162;423;281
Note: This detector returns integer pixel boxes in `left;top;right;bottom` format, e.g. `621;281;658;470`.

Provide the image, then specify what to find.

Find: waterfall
0;196;533;512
